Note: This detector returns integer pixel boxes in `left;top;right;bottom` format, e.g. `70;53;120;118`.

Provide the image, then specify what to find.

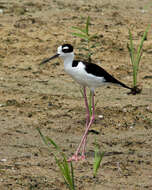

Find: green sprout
93;139;104;178
37;128;75;190
127;26;150;94
72;16;98;63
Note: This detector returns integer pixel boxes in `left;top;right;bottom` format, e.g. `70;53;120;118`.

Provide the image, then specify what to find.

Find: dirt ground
0;0;152;189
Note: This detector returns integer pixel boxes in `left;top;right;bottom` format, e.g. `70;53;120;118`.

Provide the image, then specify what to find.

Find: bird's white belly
64;62;106;90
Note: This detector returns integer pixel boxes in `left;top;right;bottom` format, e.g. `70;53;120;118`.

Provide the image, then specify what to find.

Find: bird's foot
68;154;86;162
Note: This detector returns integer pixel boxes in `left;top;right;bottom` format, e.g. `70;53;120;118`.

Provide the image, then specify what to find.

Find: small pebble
98;115;103;119
146;106;150;110
118;123;121;127
140;9;147;13
1;158;7;162
123;108;127;112
0;9;3;14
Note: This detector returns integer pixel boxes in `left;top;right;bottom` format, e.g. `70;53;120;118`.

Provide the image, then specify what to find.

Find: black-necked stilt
41;44;131;161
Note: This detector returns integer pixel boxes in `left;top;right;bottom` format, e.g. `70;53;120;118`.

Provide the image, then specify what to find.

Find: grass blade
54;152;75;190
72;32;89;40
80;88;84;98
61;157;75;190
55;156;71;189
46;136;61;151
128;29;134;66
93;151;104;178
86;16;90;35
71;26;86;33
71;162;75;189
37;128;75;190
136;25;149;66
128;26;149;89
36;127;49;146
93;140;104;178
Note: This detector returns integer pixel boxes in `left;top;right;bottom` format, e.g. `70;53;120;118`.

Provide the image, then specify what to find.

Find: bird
40;44;131;162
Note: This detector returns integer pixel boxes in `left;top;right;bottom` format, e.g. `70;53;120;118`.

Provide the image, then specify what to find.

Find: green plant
37;128;75;190
93;139;104;178
72;16;98;63
127;26;149;94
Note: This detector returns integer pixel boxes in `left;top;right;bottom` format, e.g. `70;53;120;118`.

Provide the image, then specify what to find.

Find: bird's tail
112;77;131;90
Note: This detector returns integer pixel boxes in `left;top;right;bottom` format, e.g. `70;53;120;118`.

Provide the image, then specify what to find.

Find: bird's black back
73;60;131;90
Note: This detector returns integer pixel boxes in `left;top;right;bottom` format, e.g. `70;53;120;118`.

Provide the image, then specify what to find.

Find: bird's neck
62;53;74;68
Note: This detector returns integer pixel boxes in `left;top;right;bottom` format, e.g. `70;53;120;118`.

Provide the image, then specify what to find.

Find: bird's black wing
83;61;131;90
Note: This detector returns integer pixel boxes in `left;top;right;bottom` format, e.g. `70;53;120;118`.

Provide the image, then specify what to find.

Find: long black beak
40;54;59;65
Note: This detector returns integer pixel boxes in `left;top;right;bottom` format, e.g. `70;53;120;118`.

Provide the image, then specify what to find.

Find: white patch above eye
63;46;69;50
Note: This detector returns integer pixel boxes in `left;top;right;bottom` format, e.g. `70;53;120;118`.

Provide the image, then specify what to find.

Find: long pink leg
81;87;90;159
68;87;90;161
81;90;95;158
83;87;90;125
68;90;95;161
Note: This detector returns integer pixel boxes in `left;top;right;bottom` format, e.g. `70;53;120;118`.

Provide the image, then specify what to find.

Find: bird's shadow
86;150;124;158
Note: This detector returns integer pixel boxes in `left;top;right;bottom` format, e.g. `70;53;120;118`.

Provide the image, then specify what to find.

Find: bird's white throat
61;52;74;71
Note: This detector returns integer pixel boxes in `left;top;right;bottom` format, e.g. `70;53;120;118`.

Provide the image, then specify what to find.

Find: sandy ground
0;0;152;189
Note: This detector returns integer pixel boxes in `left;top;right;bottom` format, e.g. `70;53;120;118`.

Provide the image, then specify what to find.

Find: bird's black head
40;44;74;65
61;44;73;53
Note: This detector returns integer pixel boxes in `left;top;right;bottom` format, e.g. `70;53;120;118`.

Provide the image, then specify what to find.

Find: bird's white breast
64;61;106;91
